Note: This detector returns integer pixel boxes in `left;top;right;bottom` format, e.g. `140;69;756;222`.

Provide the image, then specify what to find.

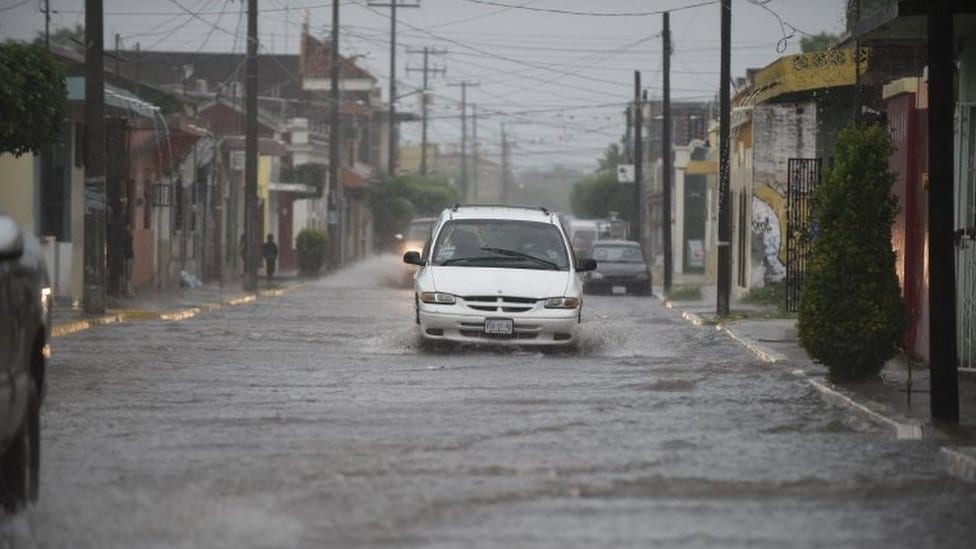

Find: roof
300;33;376;81
113;50;304;99
66;76;159;118
221;136;290;156
443;205;557;223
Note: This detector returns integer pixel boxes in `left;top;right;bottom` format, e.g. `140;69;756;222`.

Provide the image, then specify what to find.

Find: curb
671;303;929;440
51;314;125;337
51;282;307;337
942;447;976;482
804;376;927;440
722;326;787;364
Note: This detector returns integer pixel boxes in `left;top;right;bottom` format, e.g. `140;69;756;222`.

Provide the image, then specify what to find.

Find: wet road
6;256;976;547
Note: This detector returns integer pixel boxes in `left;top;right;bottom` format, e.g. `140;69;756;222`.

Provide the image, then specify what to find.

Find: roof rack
450;204;550;216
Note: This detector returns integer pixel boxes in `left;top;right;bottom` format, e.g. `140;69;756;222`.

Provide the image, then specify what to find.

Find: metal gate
956;104;976;370
786;158;821;312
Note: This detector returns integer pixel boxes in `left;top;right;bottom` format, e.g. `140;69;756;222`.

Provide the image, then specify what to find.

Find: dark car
0;214;50;512
582;240;652;296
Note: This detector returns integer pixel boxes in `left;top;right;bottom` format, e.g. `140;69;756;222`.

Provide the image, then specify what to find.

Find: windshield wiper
440;255;513;266
480;247;559;270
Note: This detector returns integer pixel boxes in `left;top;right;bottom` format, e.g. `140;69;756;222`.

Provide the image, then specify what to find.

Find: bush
797;124;906;382
741;281;786;307
667;285;702;301
296;229;329;276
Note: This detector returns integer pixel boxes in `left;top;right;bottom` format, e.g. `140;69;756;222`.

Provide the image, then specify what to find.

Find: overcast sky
0;0;848;171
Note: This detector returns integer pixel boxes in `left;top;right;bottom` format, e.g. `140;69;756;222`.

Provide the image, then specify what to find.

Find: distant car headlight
589;272;604;280
544;296;580;309
420;291;456;304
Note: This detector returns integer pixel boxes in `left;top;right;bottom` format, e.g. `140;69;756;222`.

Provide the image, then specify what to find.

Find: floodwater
4;255;975;548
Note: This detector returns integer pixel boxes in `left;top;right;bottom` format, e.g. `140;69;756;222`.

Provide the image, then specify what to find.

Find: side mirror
0;216;24;262
577;258;597;272
403;250;426;266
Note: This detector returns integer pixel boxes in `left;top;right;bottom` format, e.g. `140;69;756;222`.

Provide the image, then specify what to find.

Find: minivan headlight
420;291;456;304
544;296;580;309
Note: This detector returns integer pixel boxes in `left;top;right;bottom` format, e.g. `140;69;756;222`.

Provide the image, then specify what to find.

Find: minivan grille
460;295;538;313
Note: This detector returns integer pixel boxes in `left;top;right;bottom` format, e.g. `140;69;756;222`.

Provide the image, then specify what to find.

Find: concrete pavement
661;283;976;481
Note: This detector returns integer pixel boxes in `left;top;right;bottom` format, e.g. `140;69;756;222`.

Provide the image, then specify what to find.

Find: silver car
0;214;50;512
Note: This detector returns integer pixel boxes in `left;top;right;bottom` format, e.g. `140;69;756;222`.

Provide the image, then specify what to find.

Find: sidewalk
51;273;306;337
661;283;976;482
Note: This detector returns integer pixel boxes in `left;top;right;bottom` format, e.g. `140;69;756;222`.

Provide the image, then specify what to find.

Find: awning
221;136;290;156
66;76;159;118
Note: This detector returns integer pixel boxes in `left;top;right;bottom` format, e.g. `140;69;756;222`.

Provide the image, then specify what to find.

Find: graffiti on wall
750;102;816;284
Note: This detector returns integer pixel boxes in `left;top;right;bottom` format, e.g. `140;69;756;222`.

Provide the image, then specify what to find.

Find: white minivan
403;205;597;349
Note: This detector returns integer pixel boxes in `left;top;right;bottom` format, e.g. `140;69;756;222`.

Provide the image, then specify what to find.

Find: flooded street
9;256;976;548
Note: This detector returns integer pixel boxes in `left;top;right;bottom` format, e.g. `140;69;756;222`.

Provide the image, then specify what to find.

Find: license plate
484;318;514;335
612;285;627;295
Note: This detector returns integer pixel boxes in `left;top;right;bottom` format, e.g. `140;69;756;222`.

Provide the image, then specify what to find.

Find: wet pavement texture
6;256;976;548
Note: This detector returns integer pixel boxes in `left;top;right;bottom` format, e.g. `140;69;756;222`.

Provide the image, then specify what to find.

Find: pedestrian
239;233;247;276
123;221;134;296
263;233;278;280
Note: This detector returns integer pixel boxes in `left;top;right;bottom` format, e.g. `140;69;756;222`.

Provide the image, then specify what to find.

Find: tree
797;124;906;382
571;142;633;220
800;32;839;53
596;142;625;174
369;173;458;248
0;42;67;156
33;24;85;49
281;162;327;196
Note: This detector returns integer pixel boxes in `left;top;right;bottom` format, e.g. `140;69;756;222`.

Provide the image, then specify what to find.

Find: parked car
0;214;50;512
403;205;596;349
583;240;652;296
395;216;436;287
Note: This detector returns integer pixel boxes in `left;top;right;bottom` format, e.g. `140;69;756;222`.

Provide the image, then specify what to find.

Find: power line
457;0;719;17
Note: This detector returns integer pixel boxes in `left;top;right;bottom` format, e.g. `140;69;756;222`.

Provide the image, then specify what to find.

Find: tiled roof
301;34;375;81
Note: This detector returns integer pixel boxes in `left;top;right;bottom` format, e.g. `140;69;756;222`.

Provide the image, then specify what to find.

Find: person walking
262;233;279;280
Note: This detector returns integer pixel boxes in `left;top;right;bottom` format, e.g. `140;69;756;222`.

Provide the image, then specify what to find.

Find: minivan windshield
431;220;570;270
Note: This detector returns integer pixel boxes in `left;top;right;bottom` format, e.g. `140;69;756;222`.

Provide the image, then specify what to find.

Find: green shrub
741;281;785;307
668;285;702;301
296;229;329;276
797;124;906;382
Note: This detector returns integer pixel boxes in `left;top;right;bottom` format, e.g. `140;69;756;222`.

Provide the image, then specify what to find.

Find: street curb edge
941;447;976;482
804;376;927;440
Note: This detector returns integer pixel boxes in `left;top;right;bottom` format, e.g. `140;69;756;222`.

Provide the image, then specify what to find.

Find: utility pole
662;11;673;295
717;0;732;317
448;80;479;201
114;33;121;76
406;46;447;176
42;0;51;49
329;0;344;266
472;103;479;201
633;71;643;244
927;0;959;422
83;0;106;313
368;0;420;174
243;0;258;292
500;123;511;204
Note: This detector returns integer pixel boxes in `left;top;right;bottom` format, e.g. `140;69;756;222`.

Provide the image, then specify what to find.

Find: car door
0;260;15;441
